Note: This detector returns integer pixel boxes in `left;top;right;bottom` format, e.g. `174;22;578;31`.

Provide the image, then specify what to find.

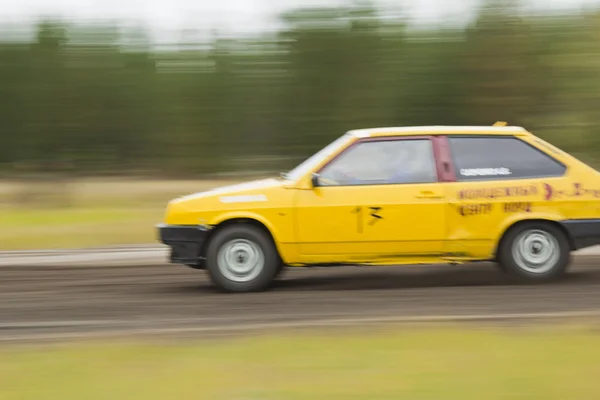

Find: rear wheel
498;222;571;283
205;224;281;292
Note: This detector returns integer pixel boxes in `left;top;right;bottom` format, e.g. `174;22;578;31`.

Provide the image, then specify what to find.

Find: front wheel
497;222;571;283
205;225;281;292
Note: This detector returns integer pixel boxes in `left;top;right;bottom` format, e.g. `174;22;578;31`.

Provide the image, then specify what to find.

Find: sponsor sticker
458;184;538;200
460;168;512;177
458;203;493;217
219;195;268;204
504;202;532;213
543;182;600;200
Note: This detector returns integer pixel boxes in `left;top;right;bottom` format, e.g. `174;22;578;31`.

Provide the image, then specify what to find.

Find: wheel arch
493;218;575;261
200;216;283;262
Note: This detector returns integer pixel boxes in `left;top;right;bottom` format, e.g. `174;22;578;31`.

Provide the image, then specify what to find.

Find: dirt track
2;256;600;342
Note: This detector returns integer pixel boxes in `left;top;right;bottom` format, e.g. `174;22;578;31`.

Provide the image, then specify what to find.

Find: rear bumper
157;224;210;266
560;219;600;250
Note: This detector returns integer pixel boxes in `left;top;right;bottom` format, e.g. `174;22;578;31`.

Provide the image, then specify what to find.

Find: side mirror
311;173;321;188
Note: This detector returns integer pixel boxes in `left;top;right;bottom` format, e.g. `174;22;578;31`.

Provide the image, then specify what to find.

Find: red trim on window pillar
432;136;457;182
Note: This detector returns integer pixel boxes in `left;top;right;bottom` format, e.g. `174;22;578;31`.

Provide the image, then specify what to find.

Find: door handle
416;191;444;199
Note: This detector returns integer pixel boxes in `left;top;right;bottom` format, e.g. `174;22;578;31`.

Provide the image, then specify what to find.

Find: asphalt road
1;250;600;342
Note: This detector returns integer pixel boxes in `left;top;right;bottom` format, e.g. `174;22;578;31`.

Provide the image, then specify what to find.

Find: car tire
205;224;281;292
497;222;571;283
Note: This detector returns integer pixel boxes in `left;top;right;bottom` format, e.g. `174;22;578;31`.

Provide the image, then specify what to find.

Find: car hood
170;178;283;204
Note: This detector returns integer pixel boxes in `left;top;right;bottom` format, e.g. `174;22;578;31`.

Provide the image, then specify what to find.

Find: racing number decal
368;207;383;225
351;207;363;233
352;206;383;233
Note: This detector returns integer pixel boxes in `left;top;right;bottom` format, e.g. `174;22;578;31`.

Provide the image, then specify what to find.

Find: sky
2;0;600;42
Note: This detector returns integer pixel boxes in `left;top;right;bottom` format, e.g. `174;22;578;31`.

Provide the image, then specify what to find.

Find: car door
294;136;447;262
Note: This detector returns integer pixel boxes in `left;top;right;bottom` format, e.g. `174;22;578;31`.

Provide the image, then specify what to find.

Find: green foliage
1;2;599;176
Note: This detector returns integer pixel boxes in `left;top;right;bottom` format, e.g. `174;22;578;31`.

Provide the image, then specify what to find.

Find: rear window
448;136;566;181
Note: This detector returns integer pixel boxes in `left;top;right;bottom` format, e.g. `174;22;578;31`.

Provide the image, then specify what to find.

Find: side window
448;136;566;182
319;139;437;186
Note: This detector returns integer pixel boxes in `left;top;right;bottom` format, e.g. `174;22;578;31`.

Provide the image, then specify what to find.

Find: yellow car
158;123;600;292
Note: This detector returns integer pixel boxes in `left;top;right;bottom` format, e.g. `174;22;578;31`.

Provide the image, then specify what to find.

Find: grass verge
0;178;245;250
1;326;600;399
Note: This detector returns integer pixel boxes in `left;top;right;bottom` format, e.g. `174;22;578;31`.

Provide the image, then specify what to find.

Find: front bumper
157;224;210;266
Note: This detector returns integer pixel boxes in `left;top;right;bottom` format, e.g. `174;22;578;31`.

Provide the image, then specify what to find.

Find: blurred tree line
1;0;600;177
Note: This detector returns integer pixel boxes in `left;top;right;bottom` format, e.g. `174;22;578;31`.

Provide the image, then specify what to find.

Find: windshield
284;133;354;181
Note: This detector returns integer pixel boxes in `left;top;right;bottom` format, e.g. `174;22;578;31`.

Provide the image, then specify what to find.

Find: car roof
348;125;530;138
